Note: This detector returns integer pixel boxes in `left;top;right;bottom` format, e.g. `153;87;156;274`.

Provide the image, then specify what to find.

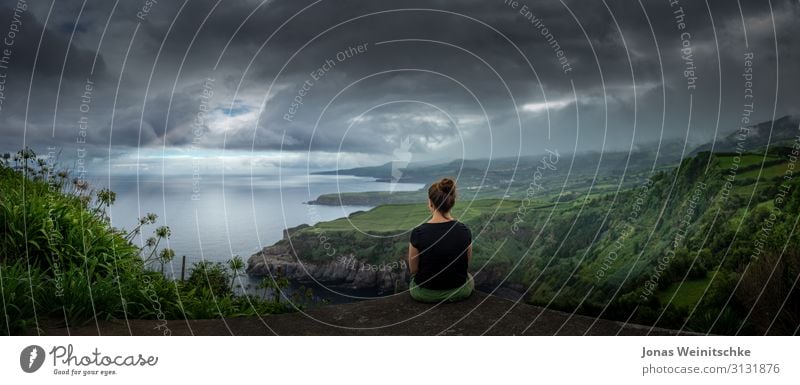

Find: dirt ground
33;291;688;336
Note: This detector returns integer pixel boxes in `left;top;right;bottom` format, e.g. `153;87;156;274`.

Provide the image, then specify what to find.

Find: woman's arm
408;243;420;275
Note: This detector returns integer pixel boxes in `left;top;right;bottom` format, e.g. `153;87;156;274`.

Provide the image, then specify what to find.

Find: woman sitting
407;177;474;303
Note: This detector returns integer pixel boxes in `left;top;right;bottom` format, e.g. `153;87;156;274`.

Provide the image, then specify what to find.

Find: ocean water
100;172;422;277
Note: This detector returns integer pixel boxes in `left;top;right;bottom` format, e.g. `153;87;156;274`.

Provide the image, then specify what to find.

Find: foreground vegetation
0;149;295;335
3;139;798;335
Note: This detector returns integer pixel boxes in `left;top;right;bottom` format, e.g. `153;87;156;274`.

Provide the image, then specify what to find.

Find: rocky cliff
245;234;518;295
246;242;410;293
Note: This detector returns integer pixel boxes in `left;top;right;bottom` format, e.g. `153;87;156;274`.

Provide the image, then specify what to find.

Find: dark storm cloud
0;0;797;166
0;8;104;79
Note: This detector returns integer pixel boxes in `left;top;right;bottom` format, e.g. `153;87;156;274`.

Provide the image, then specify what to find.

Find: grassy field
732;183;764;197
715;154;775;170
657;275;713;309
713;154;789;198
739;161;790;180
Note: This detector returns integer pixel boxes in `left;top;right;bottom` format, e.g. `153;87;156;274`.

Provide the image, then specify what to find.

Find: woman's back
410;220;471;290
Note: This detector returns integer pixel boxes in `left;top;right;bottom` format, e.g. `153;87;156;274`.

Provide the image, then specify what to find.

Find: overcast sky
0;0;797;175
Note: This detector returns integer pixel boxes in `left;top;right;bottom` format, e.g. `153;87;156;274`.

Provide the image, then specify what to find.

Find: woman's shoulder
413;220;468;229
454;220;471;235
411;222;430;234
453;220;469;228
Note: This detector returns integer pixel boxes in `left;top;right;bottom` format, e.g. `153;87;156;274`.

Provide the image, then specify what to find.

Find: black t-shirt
410;220;472;290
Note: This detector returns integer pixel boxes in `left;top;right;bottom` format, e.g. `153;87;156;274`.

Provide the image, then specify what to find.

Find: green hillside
279;149;800;334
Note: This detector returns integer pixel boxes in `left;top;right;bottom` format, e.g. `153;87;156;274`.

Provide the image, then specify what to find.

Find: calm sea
99;173;422;280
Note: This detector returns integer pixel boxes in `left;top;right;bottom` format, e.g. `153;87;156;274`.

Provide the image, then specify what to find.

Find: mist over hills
310;116;797;206
692;115;800;155
317;115;798;186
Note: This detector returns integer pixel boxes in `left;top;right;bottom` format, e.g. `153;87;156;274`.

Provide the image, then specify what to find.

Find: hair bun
439;178;455;193
428;177;457;214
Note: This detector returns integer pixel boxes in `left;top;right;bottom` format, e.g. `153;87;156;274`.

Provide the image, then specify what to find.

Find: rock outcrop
246;242;409;294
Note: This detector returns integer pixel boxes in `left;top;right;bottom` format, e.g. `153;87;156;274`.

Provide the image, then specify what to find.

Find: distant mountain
318;116;799;185
312;115;799;206
314;162;395;179
313;148;685;185
311;143;689;205
691;114;799;155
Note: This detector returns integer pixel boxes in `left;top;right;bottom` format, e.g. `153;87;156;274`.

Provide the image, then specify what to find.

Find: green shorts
409;273;474;303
